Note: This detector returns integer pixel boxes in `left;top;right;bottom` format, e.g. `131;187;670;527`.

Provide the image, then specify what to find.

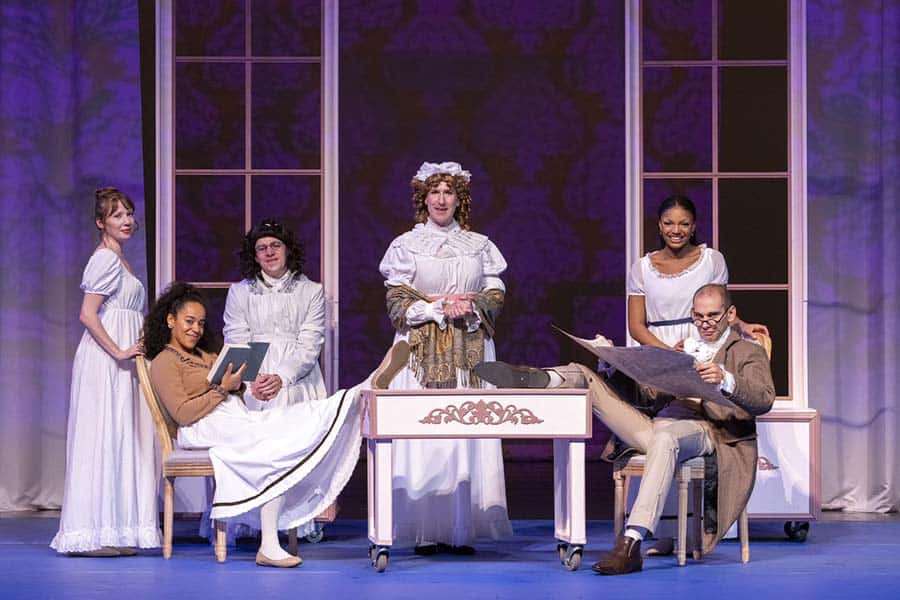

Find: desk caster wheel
369;544;390;572
784;521;809;542
558;543;582;571
306;524;325;544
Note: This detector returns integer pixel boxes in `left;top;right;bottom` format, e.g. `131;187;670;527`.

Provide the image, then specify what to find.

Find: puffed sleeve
80;249;123;296
222;282;251;345
709;248;729;285
481;240;507;292
379;239;416;287
380;238;445;328
626;257;646;296
273;283;326;385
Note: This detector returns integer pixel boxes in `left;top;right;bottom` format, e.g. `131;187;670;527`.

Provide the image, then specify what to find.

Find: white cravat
684;331;736;395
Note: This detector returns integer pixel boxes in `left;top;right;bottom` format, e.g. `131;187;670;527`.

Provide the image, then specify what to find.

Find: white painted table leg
367;438;393;546
553;439;586;545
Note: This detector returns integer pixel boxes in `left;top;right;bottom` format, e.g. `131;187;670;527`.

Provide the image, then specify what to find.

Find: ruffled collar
248;270;300;295
646;244;708;279
422;219;461;234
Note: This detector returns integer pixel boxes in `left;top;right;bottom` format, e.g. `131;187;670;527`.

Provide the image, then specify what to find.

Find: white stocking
258;495;291;559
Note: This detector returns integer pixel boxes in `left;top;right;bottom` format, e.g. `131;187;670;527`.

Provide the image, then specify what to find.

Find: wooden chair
611;332;771;566
136;356;303;560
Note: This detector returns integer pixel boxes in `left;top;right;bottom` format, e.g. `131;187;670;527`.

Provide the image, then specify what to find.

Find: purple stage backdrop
0;1;896;514
0;1;146;511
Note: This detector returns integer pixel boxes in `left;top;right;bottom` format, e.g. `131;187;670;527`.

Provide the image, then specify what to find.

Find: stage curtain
808;0;899;512
0;1;147;511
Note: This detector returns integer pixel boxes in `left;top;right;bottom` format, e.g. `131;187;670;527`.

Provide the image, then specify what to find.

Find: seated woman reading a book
144;282;408;567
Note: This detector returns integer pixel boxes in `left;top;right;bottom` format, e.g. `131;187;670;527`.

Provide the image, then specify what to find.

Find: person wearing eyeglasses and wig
208;220;327;543
473;283;775;575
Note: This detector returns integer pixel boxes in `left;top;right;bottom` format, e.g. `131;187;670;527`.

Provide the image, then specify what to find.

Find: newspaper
552;326;735;408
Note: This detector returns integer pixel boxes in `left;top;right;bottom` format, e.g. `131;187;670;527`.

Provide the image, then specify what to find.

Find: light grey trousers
554;364;715;534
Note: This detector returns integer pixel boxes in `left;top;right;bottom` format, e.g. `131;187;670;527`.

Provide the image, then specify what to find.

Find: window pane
643;67;712;172
728;289;789;397
175;0;245;57
642;179;713;254
176;63;245;169
250;176;321;282
175;176;244;282
252;0;321;57
718;0;787;60
643;0;712;61
200;287;228;351
252;63;321;169
718;66;787;172
718;178;788;284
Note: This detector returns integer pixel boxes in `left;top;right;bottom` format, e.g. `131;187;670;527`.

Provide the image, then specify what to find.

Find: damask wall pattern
337;0;627;458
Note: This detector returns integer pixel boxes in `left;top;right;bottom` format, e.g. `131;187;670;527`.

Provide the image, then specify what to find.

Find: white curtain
807;0;899;512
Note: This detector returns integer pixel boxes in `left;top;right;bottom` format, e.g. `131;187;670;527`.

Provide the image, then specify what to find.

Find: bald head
693;283;731;311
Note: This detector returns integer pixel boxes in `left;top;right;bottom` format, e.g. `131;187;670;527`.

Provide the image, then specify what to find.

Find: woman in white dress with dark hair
51;187;160;556
379;161;513;555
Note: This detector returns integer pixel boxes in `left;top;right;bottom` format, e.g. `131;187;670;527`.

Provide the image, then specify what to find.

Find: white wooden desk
361;388;592;572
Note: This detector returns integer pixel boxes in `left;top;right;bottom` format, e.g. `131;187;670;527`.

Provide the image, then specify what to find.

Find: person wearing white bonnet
378;161;513;555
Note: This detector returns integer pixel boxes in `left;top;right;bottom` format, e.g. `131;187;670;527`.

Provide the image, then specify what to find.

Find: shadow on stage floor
2;513;899;600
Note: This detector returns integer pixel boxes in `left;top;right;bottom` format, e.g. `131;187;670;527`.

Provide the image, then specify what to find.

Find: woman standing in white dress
215;220;326;540
379;161;513;554
51;188;160;556
626;194;765;555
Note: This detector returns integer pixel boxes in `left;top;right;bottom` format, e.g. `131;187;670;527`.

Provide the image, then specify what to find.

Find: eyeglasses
692;305;732;328
255;240;284;255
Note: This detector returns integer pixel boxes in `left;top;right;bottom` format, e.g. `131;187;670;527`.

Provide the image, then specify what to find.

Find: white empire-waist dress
379;219;514;546
51;249;160;552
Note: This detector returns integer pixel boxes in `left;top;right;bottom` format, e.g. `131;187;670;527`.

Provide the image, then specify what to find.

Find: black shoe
436;543;475;555
473;361;550;388
414;544;439;556
592;536;643;575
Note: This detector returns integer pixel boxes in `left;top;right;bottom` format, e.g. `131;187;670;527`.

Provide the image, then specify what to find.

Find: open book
552;325;735;408
206;342;270;385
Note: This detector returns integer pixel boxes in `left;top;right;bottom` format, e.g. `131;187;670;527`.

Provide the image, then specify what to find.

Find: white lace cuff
719;366;736;395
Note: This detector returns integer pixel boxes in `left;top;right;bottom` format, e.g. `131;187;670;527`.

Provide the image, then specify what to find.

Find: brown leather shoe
472;361;550;388
592;535;642;575
372;341;410;389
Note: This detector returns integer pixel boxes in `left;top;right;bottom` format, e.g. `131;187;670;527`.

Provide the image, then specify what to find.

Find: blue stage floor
2;514;898;600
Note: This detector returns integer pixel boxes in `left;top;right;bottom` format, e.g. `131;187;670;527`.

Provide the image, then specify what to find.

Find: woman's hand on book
221;362;247;392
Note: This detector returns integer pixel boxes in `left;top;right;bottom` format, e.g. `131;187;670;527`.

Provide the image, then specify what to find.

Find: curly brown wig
143;282;217;359
237;219;306;281
411;173;473;230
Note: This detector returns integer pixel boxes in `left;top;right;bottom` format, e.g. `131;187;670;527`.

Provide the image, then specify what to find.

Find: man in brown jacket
474;283;775;575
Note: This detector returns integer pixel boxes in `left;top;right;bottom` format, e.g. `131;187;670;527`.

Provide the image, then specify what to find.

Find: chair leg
288;527;298;556
613;471;625;538
677;468;688;567
739;507;750;563
214;520;227;562
163;477;174;559
692;479;703;560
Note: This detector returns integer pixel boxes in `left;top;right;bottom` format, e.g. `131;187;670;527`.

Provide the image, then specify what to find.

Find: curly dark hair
411;173;473;230
143;281;217;359
237;219;306;281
